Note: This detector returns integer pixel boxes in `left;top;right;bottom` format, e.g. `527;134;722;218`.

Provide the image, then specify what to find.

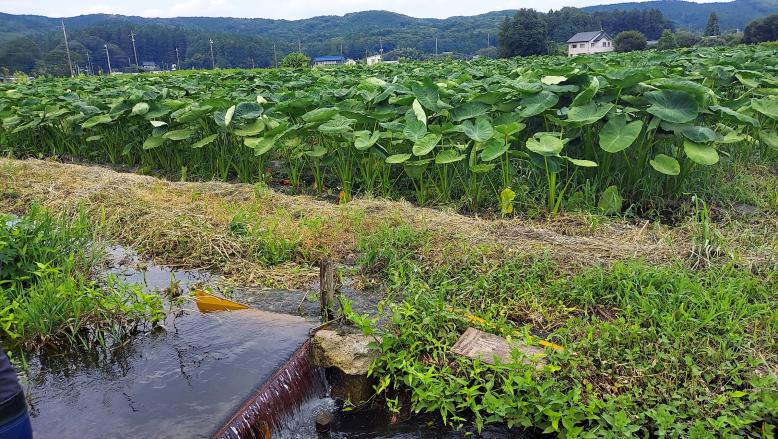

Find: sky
0;0;728;20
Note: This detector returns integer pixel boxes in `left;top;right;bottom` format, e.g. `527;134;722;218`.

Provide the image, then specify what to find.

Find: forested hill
583;0;778;32
0;0;776;74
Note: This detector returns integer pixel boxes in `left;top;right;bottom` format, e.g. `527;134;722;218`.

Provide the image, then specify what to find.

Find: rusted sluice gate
212;340;323;439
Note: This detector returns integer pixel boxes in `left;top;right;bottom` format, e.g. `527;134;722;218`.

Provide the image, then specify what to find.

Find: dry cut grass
1;158;707;288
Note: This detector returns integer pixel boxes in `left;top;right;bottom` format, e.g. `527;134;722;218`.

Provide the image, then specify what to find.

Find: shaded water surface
23;247;312;439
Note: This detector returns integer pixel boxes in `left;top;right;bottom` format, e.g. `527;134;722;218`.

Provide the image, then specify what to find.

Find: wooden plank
451;327;547;367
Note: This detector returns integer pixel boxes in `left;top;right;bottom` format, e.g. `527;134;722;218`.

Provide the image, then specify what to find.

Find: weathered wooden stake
319;259;335;322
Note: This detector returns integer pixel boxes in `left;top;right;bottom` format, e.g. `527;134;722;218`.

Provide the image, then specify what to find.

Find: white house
567;31;614;56
366;54;383;65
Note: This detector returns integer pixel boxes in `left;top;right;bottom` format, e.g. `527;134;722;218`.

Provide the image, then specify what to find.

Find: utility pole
209;38;215;69
129;30;139;66
86;51;92;75
435;37;438;57
251;57;255;69
175;47;181;69
61;19;74;77
487;32;491;47
273;43;278;67
340;41;343;58
298;38;301;52
379;36;383;54
104;44;112;74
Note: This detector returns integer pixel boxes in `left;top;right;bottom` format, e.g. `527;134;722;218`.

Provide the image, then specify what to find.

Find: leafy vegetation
744;13;778;43
353;222;777;437
0;7;681;74
2;45;776;217
614;31;647;52
0;206;163;351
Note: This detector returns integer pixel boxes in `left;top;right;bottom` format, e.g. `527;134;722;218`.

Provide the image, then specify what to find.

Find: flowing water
21;247;523;438
23;247;313;439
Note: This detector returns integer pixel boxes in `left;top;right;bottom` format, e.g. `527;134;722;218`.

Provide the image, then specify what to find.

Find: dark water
21;247;520;438
23;247;313;439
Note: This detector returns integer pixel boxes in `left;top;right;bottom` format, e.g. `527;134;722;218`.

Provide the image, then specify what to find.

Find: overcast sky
1;0;728;20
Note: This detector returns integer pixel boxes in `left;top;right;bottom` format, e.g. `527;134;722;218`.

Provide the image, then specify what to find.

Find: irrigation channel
21;246;498;438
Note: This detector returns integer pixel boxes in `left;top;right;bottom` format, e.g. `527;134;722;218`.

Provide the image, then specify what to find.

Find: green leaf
599;115;643;153
500;187;516;215
564;156;598;167
598;185;623;215
412;80;440;111
233;119;265;136
302;107;339;122
650;154;680;175
244;136;276;155
412;133;441;156
224;105;236;126
461;117;494;142
142;136;166;150
480;139;508;162
163;129;194;141
644;90;699;123
411;99;427;125
234;102;263;120
354;131;381;150
759;130;778;149
709;105;759;127
683;140;719;165
541;75;567;85
435;149;465;164
567;102;614;125
681;126;718;143
526;134;563;157
450;102;490;122
81;114;113;129
131;102;150;116
386;153;412;164
318;116;355;134
571;76;599;107
750;96;778;120
191;134;218;149
519;91;559;117
403;118;428;142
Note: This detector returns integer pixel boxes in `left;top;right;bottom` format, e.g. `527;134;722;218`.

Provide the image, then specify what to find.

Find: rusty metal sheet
450;327;547;367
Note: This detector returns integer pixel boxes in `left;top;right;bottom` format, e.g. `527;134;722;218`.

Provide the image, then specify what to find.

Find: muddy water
23;247;313;439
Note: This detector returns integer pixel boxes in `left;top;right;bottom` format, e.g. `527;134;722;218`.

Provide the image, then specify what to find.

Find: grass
0;205;163;352
1;157;775;436
355;222;777;437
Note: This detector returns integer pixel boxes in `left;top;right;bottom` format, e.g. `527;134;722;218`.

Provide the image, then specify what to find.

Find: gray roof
567;31;611;43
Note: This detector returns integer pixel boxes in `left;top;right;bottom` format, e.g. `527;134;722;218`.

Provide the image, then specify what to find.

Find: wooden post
319;259;335;322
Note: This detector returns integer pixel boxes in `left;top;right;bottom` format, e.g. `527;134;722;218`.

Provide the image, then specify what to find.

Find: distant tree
613;31;647;52
281;52;310;68
674;30;702;47
383;47;424;61
0;37;41;73
499;9;548;58
743;13;778;43
656;29;677;50
475;47;499;59
704;13;721;37
696;36;728;47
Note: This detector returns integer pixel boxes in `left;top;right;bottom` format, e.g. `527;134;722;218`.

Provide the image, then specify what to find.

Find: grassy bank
356;223;777;437
1;157;776;436
0;205;163;353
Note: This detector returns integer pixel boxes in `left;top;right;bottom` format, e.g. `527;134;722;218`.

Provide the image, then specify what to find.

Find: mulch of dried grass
2;158;696;288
